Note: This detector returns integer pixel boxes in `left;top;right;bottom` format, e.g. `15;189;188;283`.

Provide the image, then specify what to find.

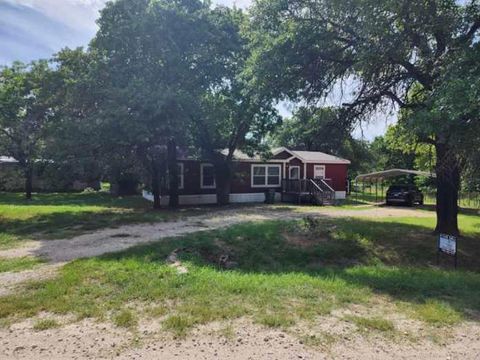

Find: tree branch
417;136;436;146
394;59;434;90
457;18;480;45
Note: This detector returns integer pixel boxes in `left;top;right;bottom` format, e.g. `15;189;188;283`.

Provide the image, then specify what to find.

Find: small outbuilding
0;156;100;192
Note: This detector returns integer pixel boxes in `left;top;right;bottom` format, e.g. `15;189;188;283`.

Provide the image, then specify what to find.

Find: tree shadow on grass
0;202;281;248
337;265;480;318
0;192;149;209
0;208;181;245
417;203;480;216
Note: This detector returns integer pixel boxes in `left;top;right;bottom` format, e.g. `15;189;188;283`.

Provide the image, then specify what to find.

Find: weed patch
0;257;43;273
33;318;59;331
113;309;137;328
257;313;296;328
345;315;395;332
163;315;196;337
300;332;336;348
410;300;462;325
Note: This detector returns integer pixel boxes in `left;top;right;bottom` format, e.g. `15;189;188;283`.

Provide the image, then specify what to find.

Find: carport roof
355;168;436;181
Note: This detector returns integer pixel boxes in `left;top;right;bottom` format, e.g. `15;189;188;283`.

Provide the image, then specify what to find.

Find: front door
289;166;300;180
313;165;325;179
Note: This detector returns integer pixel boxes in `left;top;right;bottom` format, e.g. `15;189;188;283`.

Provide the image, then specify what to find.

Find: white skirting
335;191;346;200
142;190;281;205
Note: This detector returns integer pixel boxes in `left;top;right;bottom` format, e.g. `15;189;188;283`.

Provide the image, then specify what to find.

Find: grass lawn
0;192;203;249
0;212;478;337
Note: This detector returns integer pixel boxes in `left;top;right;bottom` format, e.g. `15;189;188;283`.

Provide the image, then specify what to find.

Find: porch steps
282;179;336;206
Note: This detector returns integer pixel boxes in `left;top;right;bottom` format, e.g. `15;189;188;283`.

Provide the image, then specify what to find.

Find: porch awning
355;168;436;182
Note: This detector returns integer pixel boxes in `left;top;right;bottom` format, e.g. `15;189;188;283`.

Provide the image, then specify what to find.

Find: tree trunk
434;142;460;235
215;162;232;206
24;166;33;200
151;162;161;210
167;138;179;208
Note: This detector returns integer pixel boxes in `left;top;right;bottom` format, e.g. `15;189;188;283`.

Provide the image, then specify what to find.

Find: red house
143;147;350;205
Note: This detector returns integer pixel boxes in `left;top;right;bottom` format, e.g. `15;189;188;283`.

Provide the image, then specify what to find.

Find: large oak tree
89;0;236;208
189;8;280;205
249;0;480;234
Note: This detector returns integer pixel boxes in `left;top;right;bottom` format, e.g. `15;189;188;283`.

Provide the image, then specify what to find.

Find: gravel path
1;316;479;360
0;205;433;295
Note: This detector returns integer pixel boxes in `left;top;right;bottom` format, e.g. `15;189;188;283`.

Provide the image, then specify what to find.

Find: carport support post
381;181;384;204
375;179;378;203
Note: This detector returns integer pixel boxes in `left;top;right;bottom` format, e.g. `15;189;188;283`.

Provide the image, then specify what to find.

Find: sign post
437;233;457;269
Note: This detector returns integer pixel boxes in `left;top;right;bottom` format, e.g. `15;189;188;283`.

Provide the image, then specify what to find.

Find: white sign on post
439;234;456;255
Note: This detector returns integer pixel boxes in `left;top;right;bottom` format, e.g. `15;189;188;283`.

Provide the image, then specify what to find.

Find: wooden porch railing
281;178;335;205
282;179;310;193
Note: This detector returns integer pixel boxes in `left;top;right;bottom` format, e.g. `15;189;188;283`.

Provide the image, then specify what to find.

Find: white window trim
200;163;216;189
251;164;282;188
313;165;326;179
289;165;300;180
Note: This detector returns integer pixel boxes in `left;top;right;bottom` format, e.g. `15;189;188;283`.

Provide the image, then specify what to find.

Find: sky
0;0;393;140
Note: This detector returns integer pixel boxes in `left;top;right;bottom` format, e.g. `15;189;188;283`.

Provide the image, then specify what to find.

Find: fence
423;191;480;209
350;183;480;210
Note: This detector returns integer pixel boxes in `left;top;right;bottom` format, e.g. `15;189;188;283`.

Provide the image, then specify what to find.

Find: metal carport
353;169;436;203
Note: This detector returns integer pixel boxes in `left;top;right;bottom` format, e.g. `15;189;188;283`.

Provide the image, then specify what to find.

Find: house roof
219;147;350;164
271;147;351;164
0;156;18;164
286;150;350;164
0;156;54;164
219;149;262;161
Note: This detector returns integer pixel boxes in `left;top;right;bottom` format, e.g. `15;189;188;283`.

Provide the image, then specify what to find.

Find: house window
201;163;216;189
313;165;325;179
289;166;300;180
251;165;281;187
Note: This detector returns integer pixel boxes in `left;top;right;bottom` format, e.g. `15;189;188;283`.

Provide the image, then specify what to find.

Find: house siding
286;158;304;179
172;160;216;195
167;160;348;194
272;150;292;160
306;163;348;191
151;151;349;204
163;160;285;196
